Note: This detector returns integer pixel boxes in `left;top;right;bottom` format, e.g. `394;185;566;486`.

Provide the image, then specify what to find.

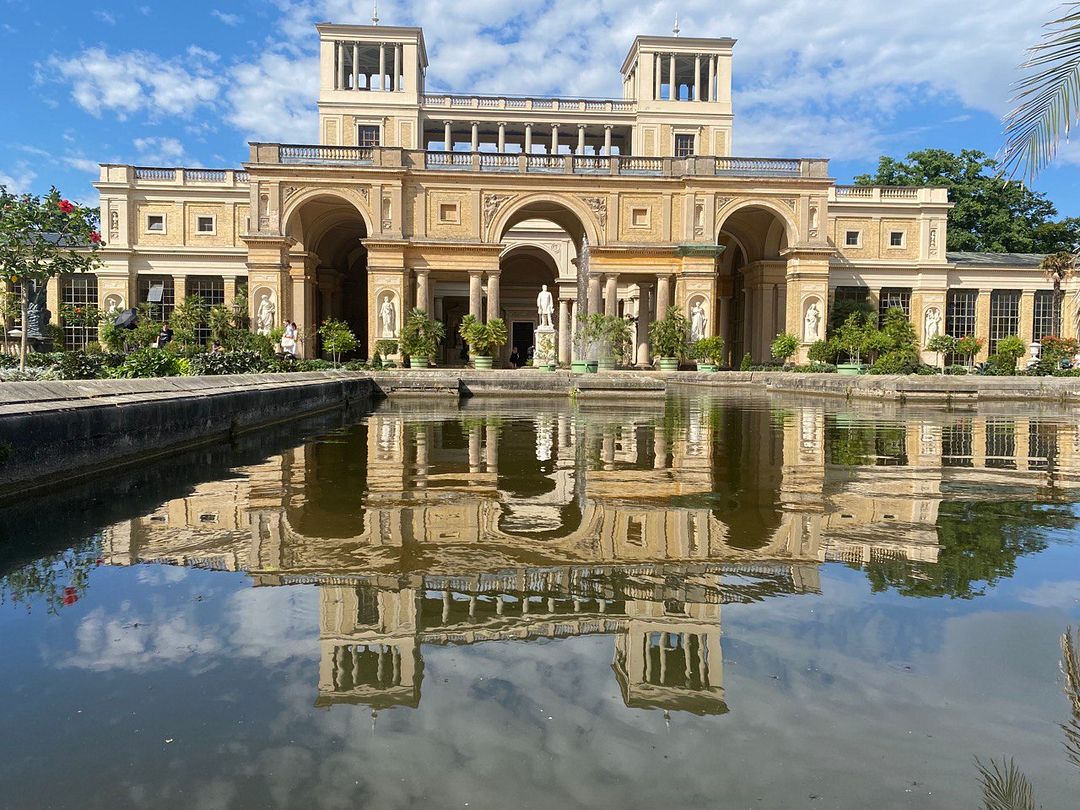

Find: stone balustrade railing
121;167;250;186
422;93;636;113
831;185;946;203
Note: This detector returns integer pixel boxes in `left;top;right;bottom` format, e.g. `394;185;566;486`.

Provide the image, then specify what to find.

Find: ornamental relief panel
578;195;607;229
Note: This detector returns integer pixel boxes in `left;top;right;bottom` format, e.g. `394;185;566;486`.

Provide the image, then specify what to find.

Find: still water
1;390;1079;809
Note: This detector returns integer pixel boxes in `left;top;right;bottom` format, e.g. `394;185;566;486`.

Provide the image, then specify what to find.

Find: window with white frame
146;214;166;233
196;215;216;234
138;275;175;322
674;133;695;157
61;274;99;351
357;125;380;148
888;231;905;247
878;288;911;325
844;230;861;247
188;276;225;344
989;289;1020;354
1033;290;1062;341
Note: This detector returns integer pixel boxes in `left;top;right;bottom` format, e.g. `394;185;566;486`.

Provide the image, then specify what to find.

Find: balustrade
280;144;373;164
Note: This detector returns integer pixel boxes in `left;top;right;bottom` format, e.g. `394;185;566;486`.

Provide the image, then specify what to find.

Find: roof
947;251;1044;268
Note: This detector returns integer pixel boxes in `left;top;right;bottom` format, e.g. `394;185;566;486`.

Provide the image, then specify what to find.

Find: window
138;275;175;323
188;276;225;344
1033;290;1062;341
674;133;695;157
146;214;165;233
61;274;99;351
889;231;905;247
878;288;911;325
844;230;861;247
196;215;216;234
630;207;650;228
941;419;974;468
989;289;1020;354
946;289;978;338
834;286;870;308
438;202;459;224
985;419;1017;470
357;125;380;148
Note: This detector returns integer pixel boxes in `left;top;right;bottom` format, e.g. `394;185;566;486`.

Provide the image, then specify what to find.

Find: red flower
89;231;102;244
62;587;79;606
58;199;74;214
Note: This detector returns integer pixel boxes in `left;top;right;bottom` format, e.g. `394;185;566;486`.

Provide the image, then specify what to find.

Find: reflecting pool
1;391;1079;809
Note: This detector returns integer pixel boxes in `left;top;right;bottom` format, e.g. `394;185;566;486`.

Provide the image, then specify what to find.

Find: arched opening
716;204;793;364
498;238;561;364
285;194;370;356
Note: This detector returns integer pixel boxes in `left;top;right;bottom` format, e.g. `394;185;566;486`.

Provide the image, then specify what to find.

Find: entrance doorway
512;321;535;363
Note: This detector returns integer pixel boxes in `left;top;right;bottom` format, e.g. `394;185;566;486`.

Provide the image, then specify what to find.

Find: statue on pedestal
380;294;397;337
256;293;275;336
924;307;942;341
804;302;821;343
536;285;554;329
690;299;707;342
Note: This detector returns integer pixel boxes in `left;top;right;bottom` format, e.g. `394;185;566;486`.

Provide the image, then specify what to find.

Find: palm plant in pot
648;307;690;371
585;313;632;371
398;308;445;368
690;335;725;372
459;314;507;369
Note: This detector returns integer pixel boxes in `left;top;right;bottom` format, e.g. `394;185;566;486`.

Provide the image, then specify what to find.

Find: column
443;121;452;150
393;44;401;91
577;125;586;155
558;298;571;364
587;273;602;315
415;270;430;314
486;270;500;322
669;53;677;100
470;121;479;152
654;54;662;100
497;122;506;153
708;56;716;102
636;281;653;365
656;274;671;320
353;43;360;90
603;125;612;156
378;43;386;91
485;424;498;470
469;270;483;320
743;287;754;359
694;55;701;101
337;43;346;90
524;123;533;154
605;273;619;316
468;427;481;473
550;124;559;154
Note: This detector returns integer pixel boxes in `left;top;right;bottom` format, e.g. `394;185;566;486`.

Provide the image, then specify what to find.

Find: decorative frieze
482;193;513;230
579;195;608;229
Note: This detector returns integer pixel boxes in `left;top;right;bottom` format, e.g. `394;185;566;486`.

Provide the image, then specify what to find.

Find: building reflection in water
100;397;1080;715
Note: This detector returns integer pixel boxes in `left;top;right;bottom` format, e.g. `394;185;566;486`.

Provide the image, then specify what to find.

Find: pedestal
534;325;557;369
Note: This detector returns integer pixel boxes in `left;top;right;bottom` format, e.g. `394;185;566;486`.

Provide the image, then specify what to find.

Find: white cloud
211;9;243;26
94;10;117;25
47;47;220;120
0;164;36;194
62;156;101;174
133;136;197;166
226;52;320;143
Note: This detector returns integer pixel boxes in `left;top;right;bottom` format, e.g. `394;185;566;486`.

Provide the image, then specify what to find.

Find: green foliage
188;349;269;376
207;305;234;345
51;352;106;380
317;318;358;366
691;335;726;365
855;148;1080;253
869;349;921;375
955;335;984;365
113;347;182;378
807;338;838;364
0;535;102;614
827;295;874;335
293;359;336;372
994;335;1027;374
220;327;275;358
926;333;957;359
739;352;752;371
648;307;690;359
585;313;633;363
944;364;970;375
398;308;445;362
769;332;799;363
835;311;872;363
169;295;208;348
458;315;507;357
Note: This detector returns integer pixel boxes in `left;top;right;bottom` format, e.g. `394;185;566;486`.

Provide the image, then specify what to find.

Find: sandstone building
72;23;1075;364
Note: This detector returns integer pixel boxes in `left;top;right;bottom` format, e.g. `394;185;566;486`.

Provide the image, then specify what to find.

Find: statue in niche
690;299;708;341
256;292;275;335
103;294;123;314
380;294;397;337
804;301;821;342
536;285;554;329
924;307;942;341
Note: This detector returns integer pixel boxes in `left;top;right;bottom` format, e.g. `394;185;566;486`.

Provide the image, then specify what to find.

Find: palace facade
67;23;1076;364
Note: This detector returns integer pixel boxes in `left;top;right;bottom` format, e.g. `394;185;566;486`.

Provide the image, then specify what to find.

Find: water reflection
82;397;1080;717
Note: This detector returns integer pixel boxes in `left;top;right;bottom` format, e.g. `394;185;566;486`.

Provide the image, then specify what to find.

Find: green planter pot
538;363;556;373
696;362;717;373
473;355;494;370
596;357;615;372
570;360;589;373
586;361;598;374
836;363;865;376
658;357;679;372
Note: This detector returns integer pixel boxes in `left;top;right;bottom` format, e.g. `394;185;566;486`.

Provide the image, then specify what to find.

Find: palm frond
1064;627;1080;769
1000;5;1080;183
975;757;1038;810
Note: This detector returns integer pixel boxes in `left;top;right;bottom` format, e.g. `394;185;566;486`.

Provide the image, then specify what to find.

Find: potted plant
926;333;957;372
648;307;690;371
835;312;870;375
398;307;445;368
459;314;507;369
585;313;632;371
690;335;725;372
770;332;799;367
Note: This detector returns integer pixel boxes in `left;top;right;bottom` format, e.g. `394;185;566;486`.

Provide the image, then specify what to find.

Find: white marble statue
690;300;707;341
536;284;554;329
924;307;942;341
804;302;821;343
256;293;275;336
103;294;123;314
380;294;396;337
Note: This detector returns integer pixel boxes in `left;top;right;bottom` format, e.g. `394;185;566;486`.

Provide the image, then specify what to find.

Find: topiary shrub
188;349;269;376
52;352;106;380
113;347;182;378
869;349;921;375
808;338;838;365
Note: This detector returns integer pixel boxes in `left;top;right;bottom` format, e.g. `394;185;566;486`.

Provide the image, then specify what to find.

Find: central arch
283;190;373;357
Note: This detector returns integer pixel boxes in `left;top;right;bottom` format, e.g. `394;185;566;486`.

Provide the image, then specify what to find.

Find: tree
855;148;1080;253
317;318;357;366
0;187;102;369
770;332;799;364
1000;4;1080;183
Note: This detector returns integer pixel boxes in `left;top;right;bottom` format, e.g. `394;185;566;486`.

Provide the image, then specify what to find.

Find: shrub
955;335;983;366
170;295;209;349
0;354;17;369
994;335;1026;373
459;315;507;357
318;318;359;366
52;352;106;380
789;362;836;373
944;364;969;375
113;347;182;378
770;332;799;364
343;359;370;371
293;359;336;372
868;349;921;375
0;367;49;382
222;328;277;358
648;307;690;360
690;335;726;366
398;308;445;364
739;352;752;371
585;313;633;364
188;349;269;376
808;339;838;365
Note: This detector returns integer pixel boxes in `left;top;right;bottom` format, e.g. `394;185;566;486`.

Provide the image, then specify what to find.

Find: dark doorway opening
512;322;534;363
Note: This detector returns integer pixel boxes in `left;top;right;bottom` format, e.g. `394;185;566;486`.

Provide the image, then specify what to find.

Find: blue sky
3;0;1080;216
